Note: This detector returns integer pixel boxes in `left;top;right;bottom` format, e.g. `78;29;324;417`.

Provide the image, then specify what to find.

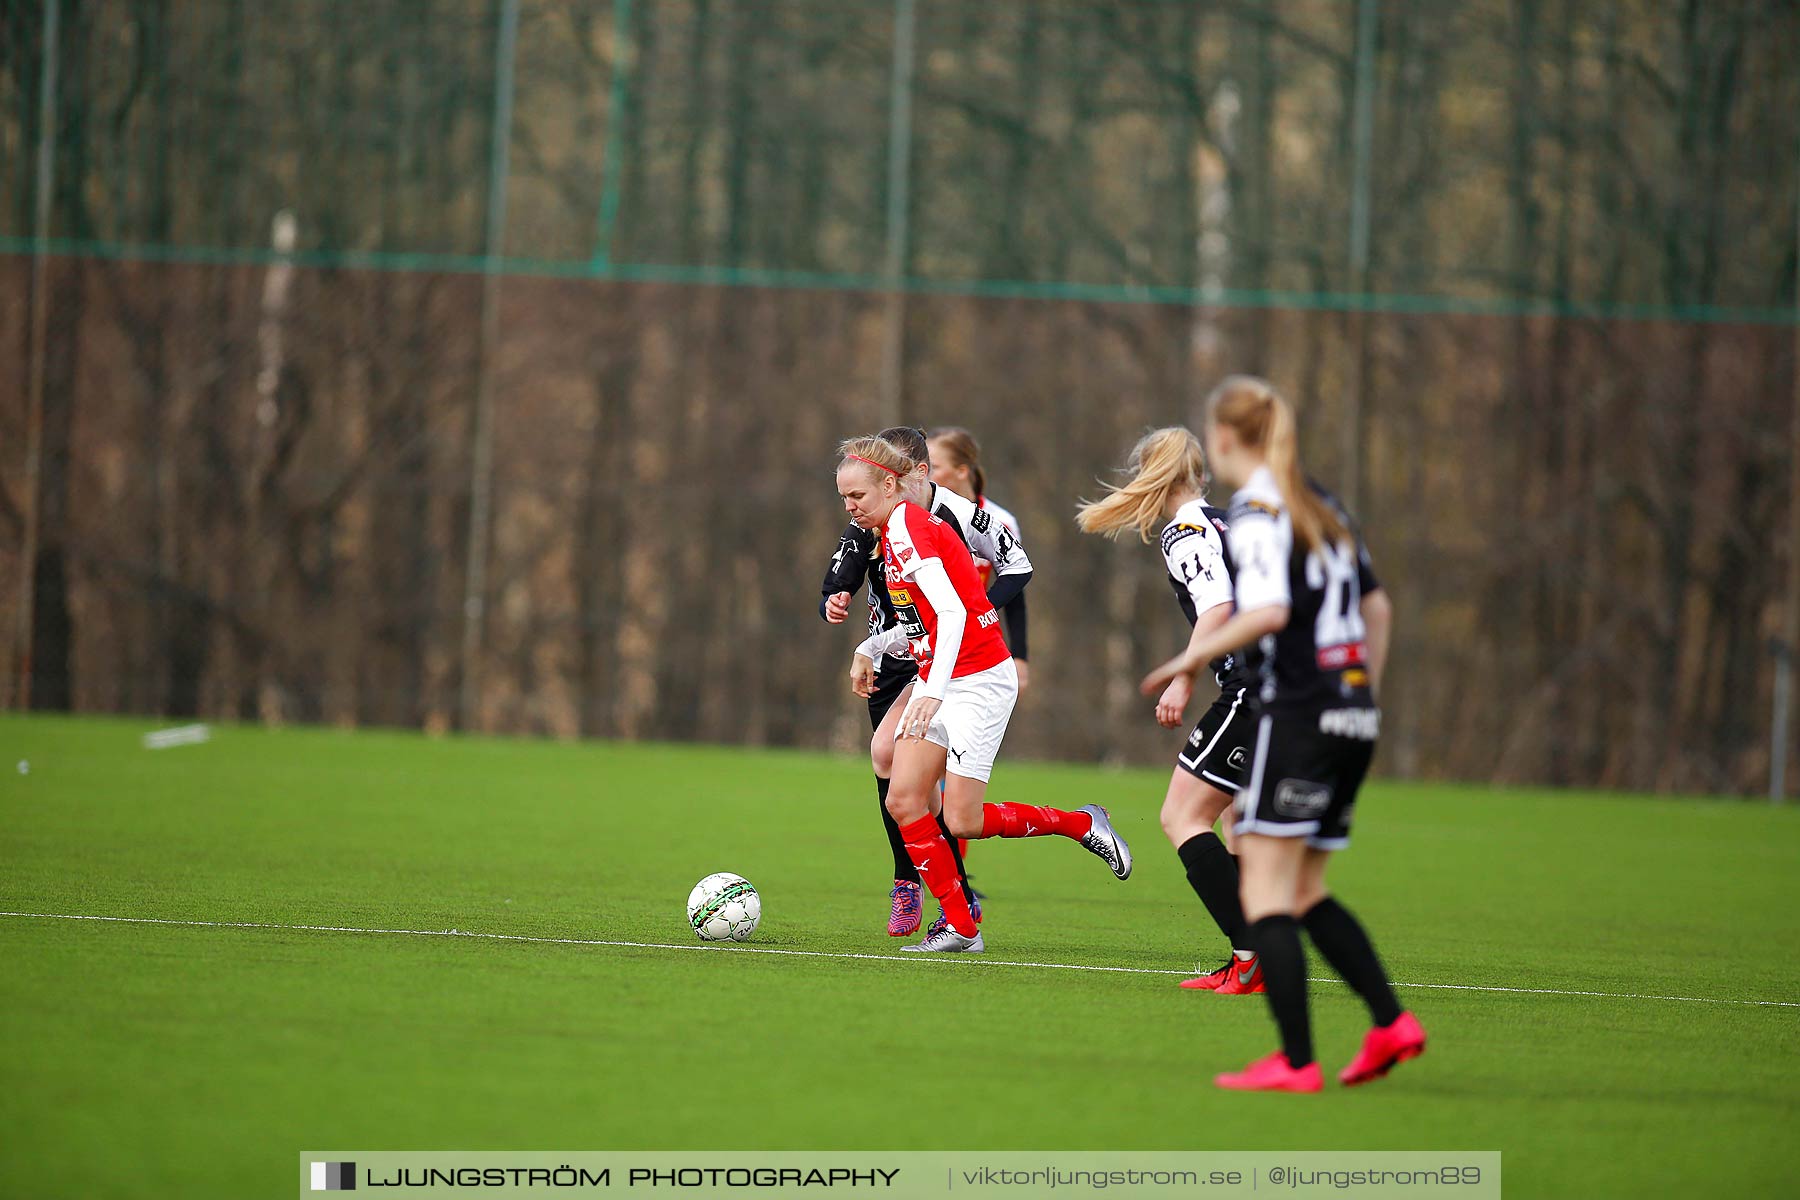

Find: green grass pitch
2;714;1798;1198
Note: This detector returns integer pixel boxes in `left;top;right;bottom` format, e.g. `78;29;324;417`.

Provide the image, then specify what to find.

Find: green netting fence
2;0;1798;794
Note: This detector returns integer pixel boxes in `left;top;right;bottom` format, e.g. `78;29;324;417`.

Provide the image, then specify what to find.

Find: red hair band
847;453;903;478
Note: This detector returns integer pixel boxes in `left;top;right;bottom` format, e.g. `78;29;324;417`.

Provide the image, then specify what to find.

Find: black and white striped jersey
1225;467;1382;714
925;483;1033;585
972;495;1030;660
1160;498;1251;694
821;524;898;639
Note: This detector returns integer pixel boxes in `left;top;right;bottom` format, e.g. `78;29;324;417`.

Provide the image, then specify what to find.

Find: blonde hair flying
1075;427;1209;543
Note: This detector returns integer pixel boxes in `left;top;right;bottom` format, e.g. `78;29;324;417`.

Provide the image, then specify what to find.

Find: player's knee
869;730;895;775
885;785;927;825
942;806;982;840
1160;785;1223;846
1158;799;1191;845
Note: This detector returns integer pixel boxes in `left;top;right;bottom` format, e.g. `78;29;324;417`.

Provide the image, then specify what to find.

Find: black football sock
1302;897;1403;1027
937;811;974;903
878;777;918;884
1245;915;1313;1069
1176;832;1246;950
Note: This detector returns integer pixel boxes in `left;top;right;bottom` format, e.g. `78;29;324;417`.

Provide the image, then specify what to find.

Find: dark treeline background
2;0;1796;793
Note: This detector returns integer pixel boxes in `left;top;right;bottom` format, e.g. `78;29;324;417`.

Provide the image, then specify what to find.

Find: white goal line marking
3;910;1795;1010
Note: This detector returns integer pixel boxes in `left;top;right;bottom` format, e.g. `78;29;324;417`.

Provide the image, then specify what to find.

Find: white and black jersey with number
1225;466;1382;850
1161;499;1255;789
1225;469;1382;715
1161;499;1253;696
819;485;1033;724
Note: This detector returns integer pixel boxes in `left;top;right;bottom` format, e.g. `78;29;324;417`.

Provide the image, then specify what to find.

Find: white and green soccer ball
687;872;761;942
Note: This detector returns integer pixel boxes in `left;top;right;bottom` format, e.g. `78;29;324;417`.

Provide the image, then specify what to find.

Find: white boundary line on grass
4;910;1796;1011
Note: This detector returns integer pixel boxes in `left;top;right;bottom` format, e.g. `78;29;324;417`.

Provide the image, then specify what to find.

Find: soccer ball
686;872;761;942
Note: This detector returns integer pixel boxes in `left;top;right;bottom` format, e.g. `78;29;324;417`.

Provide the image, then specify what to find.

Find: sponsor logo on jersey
970;508;992;533
1318;708;1380;740
1228;746;1249;769
888;586;913;606
1242;499;1282;518
1158;523;1207;555
894;604;926;637
1343;668;1369;688
976;609;1000;629
898;545;916;565
1317;641;1367;670
1273;779;1332;819
1178;554;1215;585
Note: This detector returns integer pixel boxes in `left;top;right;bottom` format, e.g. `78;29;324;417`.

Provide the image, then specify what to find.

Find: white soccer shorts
894;658;1018;783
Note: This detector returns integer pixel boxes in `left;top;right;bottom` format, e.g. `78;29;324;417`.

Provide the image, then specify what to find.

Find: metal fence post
1341;0;1378;515
593;0;634;272
458;0;522;732
878;0;917;429
1785;124;1800;805
15;0;62;711
1783;124;1800;801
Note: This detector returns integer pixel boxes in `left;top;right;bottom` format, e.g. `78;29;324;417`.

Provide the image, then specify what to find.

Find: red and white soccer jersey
877;500;1011;698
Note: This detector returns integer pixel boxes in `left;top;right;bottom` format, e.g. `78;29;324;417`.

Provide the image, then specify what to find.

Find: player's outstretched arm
1140;604;1289;696
1154;599;1232;727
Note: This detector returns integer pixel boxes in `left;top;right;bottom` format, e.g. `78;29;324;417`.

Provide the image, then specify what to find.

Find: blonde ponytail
1205;376;1347;552
1076;427;1209;543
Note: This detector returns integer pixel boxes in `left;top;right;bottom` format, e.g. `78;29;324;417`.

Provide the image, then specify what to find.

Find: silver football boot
1077;804;1133;880
900;925;986;953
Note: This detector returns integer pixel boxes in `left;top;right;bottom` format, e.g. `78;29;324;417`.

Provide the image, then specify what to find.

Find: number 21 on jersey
1306;540;1366;669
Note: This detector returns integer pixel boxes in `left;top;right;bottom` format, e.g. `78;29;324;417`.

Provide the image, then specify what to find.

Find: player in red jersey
835;434;1133;952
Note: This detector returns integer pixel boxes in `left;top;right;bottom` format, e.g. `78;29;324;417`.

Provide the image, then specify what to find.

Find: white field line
2;910;1796;1010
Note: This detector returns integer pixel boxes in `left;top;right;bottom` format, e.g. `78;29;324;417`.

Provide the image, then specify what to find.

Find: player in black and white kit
820;426;1034;937
926;427;1031;690
1142;377;1426;1094
1077;428;1262;994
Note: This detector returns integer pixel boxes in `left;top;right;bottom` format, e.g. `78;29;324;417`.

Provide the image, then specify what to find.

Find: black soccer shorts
1234;707;1378;850
1175;687;1255;791
866;658;918;730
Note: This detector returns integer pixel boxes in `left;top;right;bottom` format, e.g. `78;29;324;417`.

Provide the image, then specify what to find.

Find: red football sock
899;816;978;936
979;803;1093;840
